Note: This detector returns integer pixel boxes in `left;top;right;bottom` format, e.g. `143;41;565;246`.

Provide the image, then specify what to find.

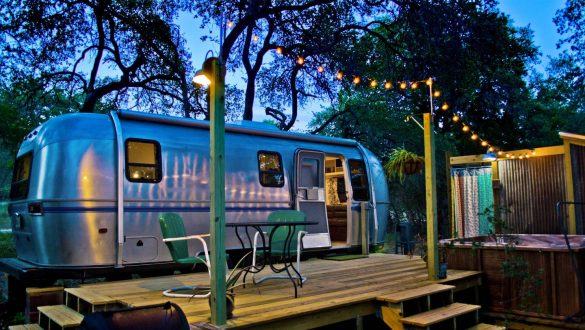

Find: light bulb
481;141;488;147
227;21;233;29
411;82;418;89
471;134;478;140
488;147;494;152
426;78;433;86
297;57;304;65
253;35;259;42
441;103;449;111
276;47;283;54
433;90;441;97
384;81;393;89
462;125;470;132
400;82;407;89
336;71;343;80
452;115;460;122
318;66;324;73
370;80;377;88
353;76;360;85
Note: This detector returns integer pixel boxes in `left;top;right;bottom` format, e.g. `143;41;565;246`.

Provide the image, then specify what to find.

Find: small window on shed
258;151;284;187
349;159;370;201
10;153;33;200
126;139;162;183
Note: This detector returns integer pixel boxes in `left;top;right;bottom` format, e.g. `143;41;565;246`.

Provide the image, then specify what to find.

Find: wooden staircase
9;287;125;330
377;283;503;330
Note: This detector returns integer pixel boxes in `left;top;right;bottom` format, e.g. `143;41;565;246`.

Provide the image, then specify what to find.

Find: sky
180;1;568;128
498;0;566;71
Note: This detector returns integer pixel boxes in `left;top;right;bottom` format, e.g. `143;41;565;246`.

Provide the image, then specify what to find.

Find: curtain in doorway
451;167;494;238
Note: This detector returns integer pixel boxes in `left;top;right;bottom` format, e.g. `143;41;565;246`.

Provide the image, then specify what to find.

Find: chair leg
162;286;210;298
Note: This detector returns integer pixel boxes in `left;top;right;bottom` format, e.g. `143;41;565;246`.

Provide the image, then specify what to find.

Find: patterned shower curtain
451;167;494;238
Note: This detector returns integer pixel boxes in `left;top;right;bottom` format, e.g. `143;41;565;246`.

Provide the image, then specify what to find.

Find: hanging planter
384;147;424;182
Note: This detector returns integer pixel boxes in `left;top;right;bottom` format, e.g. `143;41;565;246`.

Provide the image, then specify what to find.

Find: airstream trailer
5;110;389;276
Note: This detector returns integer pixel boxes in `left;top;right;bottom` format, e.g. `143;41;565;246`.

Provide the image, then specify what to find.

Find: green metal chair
159;213;210;298
251;210;308;284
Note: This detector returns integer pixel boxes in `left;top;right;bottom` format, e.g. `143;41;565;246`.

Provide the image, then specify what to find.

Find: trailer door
295;150;331;249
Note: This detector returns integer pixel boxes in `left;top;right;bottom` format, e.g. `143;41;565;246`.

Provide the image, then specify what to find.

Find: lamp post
424;79;439;281
193;57;227;325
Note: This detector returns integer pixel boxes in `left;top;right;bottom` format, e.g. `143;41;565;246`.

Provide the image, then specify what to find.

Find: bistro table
225;220;318;298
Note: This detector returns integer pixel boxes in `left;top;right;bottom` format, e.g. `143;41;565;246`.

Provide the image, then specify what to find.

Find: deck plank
77;254;480;328
401;303;481;327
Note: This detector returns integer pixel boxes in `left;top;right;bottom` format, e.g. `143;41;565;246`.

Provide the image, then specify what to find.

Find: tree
193;0;397;128
1;0;198;115
554;0;585;98
307;0;539;237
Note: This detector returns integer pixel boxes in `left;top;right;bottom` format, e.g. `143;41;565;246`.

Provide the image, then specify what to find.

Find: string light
498;151;503;156
227;21;233;29
270;46;506;156
253;35;259;42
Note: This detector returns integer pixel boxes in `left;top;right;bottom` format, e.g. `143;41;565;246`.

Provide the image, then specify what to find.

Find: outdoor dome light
192;57;217;86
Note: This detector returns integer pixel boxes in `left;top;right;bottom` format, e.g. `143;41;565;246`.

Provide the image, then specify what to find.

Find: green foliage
0;233;16;258
383;147;424;183
554;0;585;98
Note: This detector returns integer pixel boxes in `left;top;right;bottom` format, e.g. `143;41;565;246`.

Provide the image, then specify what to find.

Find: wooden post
563;140;577;234
424;113;439;280
445;151;453;238
209;57;227;325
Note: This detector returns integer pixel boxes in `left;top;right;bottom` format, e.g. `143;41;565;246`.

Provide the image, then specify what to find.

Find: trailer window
349;159;370;201
126;139;162;183
258;151;284;187
10;153;33;200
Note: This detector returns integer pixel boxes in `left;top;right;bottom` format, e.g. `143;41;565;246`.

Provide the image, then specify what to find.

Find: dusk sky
181;1;568;126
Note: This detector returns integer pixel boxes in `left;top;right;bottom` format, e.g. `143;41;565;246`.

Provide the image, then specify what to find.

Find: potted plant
384;147;424;182
194;252;254;319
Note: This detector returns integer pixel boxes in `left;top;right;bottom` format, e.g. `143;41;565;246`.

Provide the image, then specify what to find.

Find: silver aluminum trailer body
7;110;389;269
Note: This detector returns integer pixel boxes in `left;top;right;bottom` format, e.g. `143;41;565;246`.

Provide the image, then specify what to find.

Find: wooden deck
78;254;481;329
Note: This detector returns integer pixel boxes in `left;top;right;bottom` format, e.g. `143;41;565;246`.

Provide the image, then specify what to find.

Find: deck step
377;284;455;303
467;323;505;330
8;324;43;330
65;287;120;312
401;302;481;327
37;305;84;329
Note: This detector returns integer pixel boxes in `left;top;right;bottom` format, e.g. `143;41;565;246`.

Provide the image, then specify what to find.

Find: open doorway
325;155;349;246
